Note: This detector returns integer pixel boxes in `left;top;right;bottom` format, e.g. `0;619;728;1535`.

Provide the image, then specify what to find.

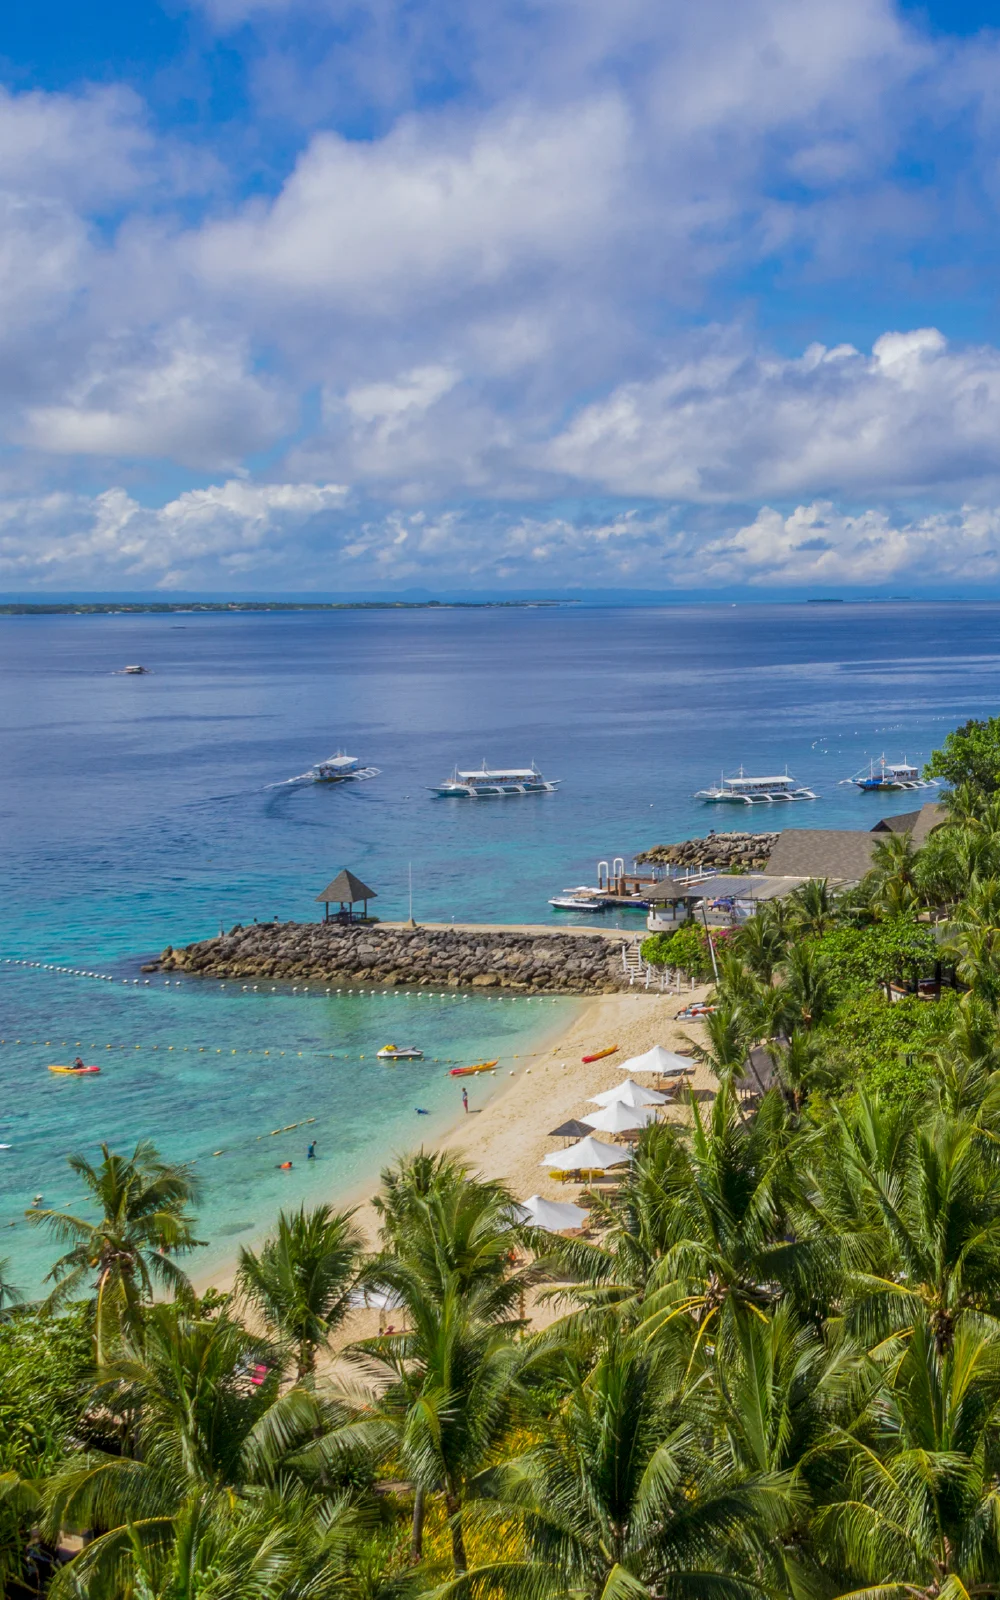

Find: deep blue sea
1;599;997;1292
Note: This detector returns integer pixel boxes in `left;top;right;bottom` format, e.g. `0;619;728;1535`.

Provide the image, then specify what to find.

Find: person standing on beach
462;1087;469;1113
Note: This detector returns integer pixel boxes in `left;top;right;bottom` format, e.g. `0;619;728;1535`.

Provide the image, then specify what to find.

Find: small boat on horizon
695;768;817;804
431;762;559;798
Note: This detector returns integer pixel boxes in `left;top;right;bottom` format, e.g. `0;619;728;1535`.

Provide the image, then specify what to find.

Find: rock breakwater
151;922;632;994
635;831;777;872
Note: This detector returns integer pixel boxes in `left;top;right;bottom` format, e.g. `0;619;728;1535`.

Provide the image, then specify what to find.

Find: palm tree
343;1175;543;1570
735;902;789;984
828;1101;1000;1354
866;830;922;917
44;1304;349;1595
821;1314;1000;1596
945;875;1000;1006
778;942;833;1030
461;1331;792;1600
237;1204;363;1380
28;1141;203;1361
788;877;838;937
0;1257;22;1320
0;1472;41;1598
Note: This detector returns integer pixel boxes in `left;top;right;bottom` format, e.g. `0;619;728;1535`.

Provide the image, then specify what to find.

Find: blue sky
3;0;1000;593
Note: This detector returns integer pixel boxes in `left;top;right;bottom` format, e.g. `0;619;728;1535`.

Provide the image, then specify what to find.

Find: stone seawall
150;922;634;995
635;831;777;871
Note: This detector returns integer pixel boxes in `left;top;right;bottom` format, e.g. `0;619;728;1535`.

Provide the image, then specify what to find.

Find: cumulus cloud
543;327;1000;501
22;322;292;472
0;481;348;588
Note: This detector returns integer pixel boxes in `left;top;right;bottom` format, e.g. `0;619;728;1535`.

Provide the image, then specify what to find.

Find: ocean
1;599;997;1292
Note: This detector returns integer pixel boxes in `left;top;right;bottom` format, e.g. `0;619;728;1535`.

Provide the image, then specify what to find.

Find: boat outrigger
431;763;559;798
377;1044;424;1061
848;756;937;793
695;768;817;804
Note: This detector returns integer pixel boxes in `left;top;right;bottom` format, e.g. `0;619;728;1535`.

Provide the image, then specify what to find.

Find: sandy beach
195;981;715;1327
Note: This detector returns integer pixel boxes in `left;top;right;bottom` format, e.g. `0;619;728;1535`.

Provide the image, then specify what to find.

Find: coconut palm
28;1141;203;1362
778;942;833;1031
460;1331;792;1600
0;1257;22;1319
821;1314;1000;1596
735;902;789;984
44;1304;350;1596
818;1095;1000;1354
237;1203;363;1380
0;1472;41;1598
788;877;839;937
341;1175;545;1570
866;830;922;917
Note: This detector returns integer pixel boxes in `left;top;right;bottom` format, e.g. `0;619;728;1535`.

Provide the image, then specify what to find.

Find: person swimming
277;1161;292;1170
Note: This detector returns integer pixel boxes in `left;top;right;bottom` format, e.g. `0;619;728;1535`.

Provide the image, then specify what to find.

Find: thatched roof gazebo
315;868;377;923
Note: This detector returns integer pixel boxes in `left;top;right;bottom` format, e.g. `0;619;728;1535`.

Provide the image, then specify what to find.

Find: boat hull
581;1045;618;1063
449;1060;500;1077
431;781;559;797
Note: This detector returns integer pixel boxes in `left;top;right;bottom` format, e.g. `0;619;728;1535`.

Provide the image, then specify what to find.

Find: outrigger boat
449;1060;500;1077
431;762;559;798
848;755;937;793
310;751;380;784
377;1044;424;1061
695;768;817;804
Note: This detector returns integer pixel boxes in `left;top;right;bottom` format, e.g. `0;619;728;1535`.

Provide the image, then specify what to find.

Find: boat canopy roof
456;767;538;779
724;773;795;787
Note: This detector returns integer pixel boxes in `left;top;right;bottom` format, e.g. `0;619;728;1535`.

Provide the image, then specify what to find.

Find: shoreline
192;984;712;1300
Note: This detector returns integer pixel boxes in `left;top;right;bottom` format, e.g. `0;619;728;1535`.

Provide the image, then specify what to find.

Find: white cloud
190;97;632;312
22;322;292;471
542;327;1000;501
0;481;348;587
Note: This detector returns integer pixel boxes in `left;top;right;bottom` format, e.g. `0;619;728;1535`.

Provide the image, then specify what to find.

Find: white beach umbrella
583;1102;657;1135
541;1135;632;1169
619;1045;695;1076
590;1078;668;1108
515;1194;589;1231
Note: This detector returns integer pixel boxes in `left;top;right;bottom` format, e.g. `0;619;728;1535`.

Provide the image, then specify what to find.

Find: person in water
306;1141;316;1159
277;1161;292;1170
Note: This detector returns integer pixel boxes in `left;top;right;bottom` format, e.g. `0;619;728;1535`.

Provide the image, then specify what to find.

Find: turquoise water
4;599;1000;1292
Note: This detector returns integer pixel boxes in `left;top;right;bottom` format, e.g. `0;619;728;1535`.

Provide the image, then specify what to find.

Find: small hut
315;868;377;924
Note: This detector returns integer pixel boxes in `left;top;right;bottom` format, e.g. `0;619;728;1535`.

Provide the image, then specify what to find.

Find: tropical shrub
640;923;713;977
0;1305;92;1474
810;916;940;1000
821;990;956;1102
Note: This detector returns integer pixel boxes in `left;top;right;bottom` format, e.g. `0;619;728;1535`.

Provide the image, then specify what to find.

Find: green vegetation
13;720;1000;1596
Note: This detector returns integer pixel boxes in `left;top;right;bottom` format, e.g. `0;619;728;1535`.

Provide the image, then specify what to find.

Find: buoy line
0;1037;562;1063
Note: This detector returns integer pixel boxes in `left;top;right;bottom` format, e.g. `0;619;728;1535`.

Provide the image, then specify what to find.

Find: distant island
0;599;571;616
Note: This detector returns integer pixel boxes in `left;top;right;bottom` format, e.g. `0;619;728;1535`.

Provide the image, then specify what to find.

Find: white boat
431;762;560;798
122;664;148;674
695;768;817;804
310;751;380;784
549;891;608;911
377;1044;424;1060
851;756;935;793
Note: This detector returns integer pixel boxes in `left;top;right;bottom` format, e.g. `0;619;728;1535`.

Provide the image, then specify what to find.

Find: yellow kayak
48;1064;101;1075
449;1060;499;1078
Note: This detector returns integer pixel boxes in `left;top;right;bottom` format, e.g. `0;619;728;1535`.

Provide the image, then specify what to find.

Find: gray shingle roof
870;801;944;845
315;868;378;904
763;829;878;884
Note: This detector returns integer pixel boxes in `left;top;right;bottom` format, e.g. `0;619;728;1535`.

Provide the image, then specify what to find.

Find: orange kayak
449;1060;499;1077
48;1064;100;1075
581;1045;618;1064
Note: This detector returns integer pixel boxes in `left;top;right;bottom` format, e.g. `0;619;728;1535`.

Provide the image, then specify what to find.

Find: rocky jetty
149;922;632;994
635;831;777;872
